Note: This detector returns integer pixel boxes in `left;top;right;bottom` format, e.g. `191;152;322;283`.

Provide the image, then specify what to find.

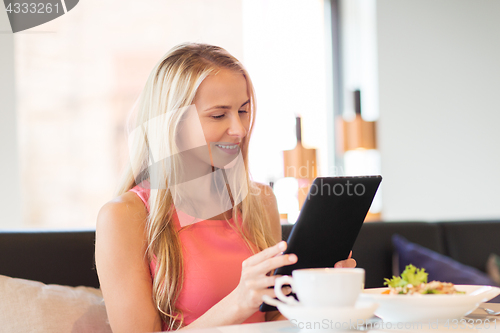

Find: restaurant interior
1;0;499;331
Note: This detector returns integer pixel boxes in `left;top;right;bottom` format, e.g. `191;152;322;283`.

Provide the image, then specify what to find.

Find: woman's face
177;69;250;169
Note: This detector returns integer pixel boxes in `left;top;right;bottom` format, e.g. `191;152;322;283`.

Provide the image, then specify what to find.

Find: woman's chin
211;153;241;169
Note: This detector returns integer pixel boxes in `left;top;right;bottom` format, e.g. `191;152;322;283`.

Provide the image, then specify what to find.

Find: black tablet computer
260;175;382;312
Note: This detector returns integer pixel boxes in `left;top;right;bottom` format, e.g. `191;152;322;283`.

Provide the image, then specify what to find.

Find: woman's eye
212;111;247;120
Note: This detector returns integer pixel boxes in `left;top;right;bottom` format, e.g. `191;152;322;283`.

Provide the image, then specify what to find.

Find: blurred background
1;0;499;229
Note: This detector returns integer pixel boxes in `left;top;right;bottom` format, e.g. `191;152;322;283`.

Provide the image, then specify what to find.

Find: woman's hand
229;240;297;318
334;251;357;268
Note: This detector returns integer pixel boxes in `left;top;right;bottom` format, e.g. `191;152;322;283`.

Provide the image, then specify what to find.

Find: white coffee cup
274;268;365;307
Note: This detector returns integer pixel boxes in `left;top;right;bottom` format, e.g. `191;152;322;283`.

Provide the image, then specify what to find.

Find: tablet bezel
259;175;382;312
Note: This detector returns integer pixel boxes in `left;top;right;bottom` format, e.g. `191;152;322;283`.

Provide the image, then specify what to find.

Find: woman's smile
215;142;240;155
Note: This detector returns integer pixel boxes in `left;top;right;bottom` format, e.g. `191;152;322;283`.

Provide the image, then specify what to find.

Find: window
6;0;338;228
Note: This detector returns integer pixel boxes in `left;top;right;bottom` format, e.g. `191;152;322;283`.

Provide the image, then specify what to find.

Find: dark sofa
1;221;499;294
350;220;500;288
0;230;100;288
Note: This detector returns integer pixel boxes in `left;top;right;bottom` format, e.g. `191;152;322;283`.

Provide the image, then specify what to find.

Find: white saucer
262;296;378;330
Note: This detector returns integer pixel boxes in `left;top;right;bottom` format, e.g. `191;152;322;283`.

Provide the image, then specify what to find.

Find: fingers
334;251;355;268
334;258;357;268
345;258;357;268
243;241;287;268
245;274;287;290
279;285;292;295
248;281;293;308
252;252;297;276
260;285;292;301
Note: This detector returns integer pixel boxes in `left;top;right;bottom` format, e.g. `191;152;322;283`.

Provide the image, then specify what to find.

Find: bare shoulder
95;191;149;258
97;192;148;231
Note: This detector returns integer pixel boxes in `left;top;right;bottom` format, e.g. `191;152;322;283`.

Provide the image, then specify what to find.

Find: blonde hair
115;43;276;330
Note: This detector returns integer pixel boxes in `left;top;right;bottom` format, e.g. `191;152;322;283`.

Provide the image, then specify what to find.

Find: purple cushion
392;234;496;286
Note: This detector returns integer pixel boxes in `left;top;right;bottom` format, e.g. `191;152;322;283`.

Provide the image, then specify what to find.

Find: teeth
216;144;238;149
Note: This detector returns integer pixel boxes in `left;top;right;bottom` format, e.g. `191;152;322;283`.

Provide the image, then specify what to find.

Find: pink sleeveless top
129;183;266;330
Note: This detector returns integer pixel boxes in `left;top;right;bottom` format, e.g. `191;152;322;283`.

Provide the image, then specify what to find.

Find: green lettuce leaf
423;289;441;294
384;264;428;288
384;276;406;288
401;264;428;286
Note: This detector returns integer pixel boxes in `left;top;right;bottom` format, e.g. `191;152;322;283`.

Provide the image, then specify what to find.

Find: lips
215;142;240;155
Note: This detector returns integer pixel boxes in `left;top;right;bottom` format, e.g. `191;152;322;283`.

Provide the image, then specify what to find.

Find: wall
0;7;23;228
377;0;500;221
4;0;244;228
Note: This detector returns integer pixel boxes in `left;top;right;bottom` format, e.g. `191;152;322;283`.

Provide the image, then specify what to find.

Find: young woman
95;43;356;332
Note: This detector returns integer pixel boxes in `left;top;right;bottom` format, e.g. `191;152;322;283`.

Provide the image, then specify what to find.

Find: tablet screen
259;175;382;312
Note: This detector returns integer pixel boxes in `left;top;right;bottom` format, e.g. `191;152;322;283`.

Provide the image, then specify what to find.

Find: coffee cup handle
274;276;300;306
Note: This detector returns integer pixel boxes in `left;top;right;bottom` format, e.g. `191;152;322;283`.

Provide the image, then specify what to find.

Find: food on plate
383;264;466;295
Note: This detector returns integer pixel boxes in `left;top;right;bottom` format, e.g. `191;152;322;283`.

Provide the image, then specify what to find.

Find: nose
227;113;247;139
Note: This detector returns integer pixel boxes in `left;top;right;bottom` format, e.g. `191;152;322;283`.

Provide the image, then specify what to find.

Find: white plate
359;285;500;323
262;295;378;330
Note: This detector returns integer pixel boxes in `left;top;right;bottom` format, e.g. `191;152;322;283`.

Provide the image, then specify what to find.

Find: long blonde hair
115;43;276;330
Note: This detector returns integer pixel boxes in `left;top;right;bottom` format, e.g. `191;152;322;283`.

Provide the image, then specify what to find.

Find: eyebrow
204;100;250;112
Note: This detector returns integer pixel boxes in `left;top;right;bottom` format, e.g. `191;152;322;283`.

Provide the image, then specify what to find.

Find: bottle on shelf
282;115;317;211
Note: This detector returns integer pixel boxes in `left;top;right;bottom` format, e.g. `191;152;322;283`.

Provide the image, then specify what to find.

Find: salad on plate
360;265;500;322
383;264;466;295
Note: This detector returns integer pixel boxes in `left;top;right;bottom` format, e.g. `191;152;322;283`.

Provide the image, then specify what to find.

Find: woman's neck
173;166;234;221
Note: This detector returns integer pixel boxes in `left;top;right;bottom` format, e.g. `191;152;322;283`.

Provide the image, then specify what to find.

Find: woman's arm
96;189;296;331
95;193;163;333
